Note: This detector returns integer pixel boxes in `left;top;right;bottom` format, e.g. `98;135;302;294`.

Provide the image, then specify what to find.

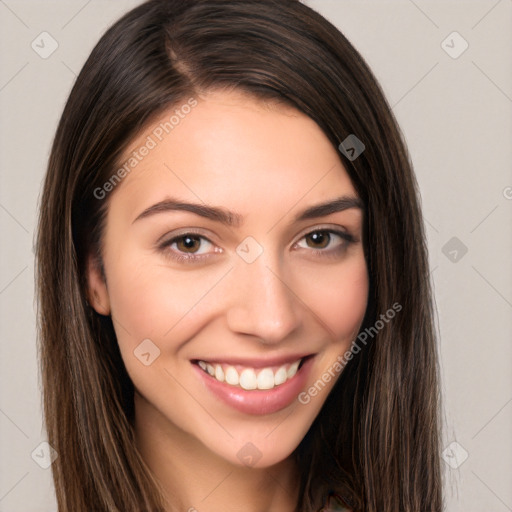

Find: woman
35;0;443;510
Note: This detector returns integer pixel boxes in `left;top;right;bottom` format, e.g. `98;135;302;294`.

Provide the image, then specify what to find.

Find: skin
87;89;369;512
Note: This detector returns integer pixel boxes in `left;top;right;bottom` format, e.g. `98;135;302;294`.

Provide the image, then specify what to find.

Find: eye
158;231;220;263
157;227;356;265
170;234;212;254
295;228;354;255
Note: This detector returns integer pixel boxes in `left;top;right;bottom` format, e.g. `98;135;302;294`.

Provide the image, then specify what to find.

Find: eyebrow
132;195;363;227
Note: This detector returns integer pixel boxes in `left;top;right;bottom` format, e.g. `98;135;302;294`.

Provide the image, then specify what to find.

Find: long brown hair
35;0;442;510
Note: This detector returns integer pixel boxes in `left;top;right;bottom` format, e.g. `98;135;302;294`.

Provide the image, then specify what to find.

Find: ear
86;254;111;315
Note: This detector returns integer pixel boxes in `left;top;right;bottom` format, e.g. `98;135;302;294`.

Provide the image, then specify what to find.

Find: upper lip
192;353;313;368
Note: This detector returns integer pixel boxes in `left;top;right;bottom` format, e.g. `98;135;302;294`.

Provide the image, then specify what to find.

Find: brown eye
158;232;218;263
304;231;331;249
175;235;202;253
295;228;354;256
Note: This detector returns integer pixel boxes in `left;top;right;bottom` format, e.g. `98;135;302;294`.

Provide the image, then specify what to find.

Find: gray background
1;1;511;510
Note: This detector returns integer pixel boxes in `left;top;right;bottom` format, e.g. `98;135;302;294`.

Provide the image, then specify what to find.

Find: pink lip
191;355;315;415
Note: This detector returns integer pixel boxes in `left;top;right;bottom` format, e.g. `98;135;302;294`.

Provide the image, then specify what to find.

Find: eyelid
292;223;355;245
157;224;354;246
156;227;216;246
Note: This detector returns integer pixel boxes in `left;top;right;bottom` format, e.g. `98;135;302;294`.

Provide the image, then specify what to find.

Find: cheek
296;255;369;342
103;250;228;347
105;257;169;340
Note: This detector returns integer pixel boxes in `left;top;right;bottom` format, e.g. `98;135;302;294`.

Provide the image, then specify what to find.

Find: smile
195;358;303;390
191;354;315;415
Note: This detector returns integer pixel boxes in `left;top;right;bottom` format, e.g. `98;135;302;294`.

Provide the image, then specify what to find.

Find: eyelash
157;227;356;265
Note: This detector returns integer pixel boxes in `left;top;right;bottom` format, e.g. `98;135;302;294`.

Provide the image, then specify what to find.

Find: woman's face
88;90;369;468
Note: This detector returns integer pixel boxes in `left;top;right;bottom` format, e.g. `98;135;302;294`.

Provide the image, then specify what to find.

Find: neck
133;392;300;512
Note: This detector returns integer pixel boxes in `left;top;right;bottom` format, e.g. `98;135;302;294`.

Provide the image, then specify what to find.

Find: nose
225;252;302;345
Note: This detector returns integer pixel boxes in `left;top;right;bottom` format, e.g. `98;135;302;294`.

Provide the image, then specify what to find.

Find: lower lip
192;356;315;415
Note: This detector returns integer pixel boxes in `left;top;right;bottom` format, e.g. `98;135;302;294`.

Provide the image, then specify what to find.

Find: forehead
110;90;358;223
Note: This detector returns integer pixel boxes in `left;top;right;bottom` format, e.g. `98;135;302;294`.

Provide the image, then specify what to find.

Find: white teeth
274;366;287;386
225;366;239;385
214;365;225;382
257;368;275;390
287;360;300;379
239;369;257;390
196;358;304;390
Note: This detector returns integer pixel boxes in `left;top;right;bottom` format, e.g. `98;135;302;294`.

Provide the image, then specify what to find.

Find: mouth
191;354;315;415
192;356;308;390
